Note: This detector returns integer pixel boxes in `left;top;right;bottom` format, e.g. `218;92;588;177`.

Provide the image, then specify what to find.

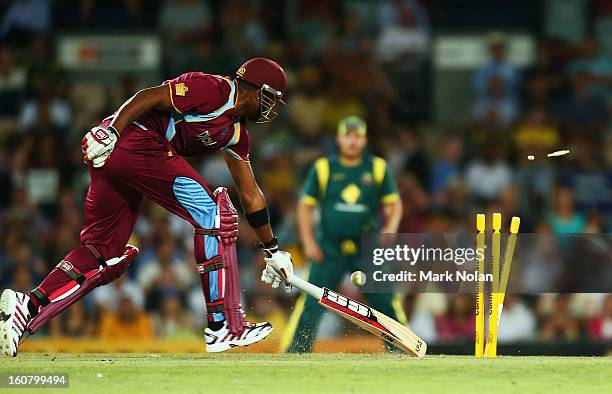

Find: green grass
0;353;610;394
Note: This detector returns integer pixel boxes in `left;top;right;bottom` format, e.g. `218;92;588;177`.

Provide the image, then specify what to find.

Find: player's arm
378;159;402;234
223;154;274;244
297;199;324;262
296;163;324;262
110;85;172;133
380;198;403;233
82;85;173;167
224;154;294;291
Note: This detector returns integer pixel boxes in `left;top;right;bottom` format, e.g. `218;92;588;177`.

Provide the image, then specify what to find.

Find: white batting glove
261;264;283;289
82;125;119;168
261;250;294;293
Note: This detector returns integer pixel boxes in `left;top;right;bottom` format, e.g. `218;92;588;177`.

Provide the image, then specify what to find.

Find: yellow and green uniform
282;153;405;353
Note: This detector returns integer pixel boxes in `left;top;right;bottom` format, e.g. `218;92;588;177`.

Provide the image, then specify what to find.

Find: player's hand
82;125;119;168
303;240;324;263
261;250;294;292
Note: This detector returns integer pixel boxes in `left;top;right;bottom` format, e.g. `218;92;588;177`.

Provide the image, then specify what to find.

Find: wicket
475;213;520;358
474;214;486;357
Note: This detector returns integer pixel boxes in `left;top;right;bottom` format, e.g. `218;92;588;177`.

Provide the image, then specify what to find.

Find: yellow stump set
474;213;520;358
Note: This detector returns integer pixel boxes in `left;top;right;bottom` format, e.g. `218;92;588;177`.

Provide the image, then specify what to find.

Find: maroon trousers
30;125;226;323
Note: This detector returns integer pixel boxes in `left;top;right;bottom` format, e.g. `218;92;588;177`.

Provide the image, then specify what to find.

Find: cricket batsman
0;58;295;356
281;116;404;353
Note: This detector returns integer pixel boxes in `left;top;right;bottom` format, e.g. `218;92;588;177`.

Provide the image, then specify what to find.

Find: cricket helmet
235;57;287;123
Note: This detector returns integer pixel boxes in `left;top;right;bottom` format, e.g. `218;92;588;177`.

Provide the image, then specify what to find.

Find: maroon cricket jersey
114;72;251;161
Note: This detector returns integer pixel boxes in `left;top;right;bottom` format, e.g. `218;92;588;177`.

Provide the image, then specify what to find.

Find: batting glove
82;125;119;168
261;250;294;293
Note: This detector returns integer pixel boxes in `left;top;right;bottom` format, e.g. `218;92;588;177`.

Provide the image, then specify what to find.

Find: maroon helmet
235;57;286;123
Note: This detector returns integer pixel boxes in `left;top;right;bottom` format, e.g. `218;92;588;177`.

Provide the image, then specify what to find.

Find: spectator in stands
522;40;565;112
98;295;154;339
521;223;563;293
497;295;537;342
587;294;612;340
514;106;560;159
93;274;145;315
24;37;68;99
153;288;195;339
320;82;366;136
472;32;520;102
473;75;519;128
396;127;430;189
546;185;586;234
558;140;612;215
3;238;45;285
48;301;96;338
0;0;51;45
376;3;429;64
430;133;463;204
436;294;475;341
77;0;144;28
403;293;438;343
377;0;430;33
556;70;609;141
289;66;327;143
159;0;212;75
220;0;269;58
18;89;72;134
397;173;429;233
9;263;34;294
566;36;612;102
0;45;26;116
540;294;580;341
465;143;513;202
137;238;193;310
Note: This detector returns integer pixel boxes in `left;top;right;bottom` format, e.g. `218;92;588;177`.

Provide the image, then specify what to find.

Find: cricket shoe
205;320;273;353
0;289;32;357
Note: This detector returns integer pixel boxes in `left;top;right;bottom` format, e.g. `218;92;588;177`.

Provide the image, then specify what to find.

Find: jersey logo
362;172;373;185
175;83;188;96
196;131;216;146
58;260;74;273
332;173;345;182
340;183;361;205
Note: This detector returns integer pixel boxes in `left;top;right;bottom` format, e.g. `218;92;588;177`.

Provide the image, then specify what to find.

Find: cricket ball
351;271;366;287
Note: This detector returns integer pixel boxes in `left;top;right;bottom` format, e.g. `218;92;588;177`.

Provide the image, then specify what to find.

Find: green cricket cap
338;115;367;137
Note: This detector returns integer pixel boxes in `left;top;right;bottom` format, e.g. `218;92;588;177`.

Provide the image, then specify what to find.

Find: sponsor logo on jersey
362;172;373;185
340;183;361;205
58;260;74;273
196;131;216;146
175;83;188;96
332;173;346;182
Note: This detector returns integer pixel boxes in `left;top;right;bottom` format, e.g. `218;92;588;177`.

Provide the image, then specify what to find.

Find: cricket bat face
319;288;427;357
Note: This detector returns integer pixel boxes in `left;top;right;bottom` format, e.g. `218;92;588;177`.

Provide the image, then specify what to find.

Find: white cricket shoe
0;289;32;357
205;320;273;353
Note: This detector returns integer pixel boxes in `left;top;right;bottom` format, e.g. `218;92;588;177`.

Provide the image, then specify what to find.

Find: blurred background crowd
0;0;611;351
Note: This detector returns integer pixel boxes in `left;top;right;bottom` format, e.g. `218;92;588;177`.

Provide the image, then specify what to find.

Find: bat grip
287;274;324;299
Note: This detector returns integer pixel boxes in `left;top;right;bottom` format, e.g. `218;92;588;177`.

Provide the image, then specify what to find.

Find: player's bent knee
27;245;139;334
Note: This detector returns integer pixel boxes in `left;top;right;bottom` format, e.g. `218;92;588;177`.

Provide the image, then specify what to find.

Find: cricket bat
288;274;427;357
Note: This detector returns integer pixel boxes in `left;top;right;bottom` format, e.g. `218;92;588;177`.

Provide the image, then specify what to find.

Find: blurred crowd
0;0;610;347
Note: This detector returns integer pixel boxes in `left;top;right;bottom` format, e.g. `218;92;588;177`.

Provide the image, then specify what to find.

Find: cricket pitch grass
1;353;610;394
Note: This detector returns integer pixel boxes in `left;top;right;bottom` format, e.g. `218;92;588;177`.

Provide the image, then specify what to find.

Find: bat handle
287;274;324;299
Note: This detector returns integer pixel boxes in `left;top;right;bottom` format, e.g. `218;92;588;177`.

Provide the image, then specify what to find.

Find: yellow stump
496;217;520;325
474;214;486;357
485;213;501;357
